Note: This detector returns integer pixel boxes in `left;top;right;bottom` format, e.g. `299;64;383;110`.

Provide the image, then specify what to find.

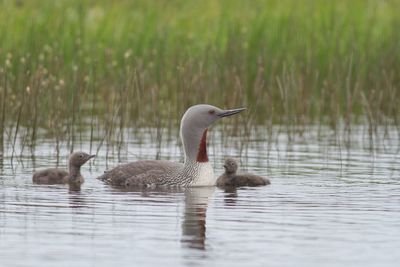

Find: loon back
98;160;183;186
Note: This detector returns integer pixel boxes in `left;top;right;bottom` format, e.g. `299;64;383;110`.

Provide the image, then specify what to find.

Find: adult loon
98;104;245;187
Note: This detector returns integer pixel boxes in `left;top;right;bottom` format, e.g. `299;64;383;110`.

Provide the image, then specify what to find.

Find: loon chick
217;158;270;187
98;104;245;187
33;152;95;185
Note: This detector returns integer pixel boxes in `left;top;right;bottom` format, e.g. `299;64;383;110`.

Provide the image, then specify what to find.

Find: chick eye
79;154;83;158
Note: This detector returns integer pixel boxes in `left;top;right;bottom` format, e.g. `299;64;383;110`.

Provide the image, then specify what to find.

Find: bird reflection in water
181;187;214;250
68;187;89;209
220;186;238;206
68;182;82;193
112;186;215;250
116;185;215;251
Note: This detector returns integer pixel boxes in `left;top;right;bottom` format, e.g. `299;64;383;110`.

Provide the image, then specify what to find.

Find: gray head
69;152;95;168
180;104;246;131
180;104;246;162
224;158;238;174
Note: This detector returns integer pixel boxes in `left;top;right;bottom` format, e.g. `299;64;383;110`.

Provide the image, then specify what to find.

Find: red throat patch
196;129;209;162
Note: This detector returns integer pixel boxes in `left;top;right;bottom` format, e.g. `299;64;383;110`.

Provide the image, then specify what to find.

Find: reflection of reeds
0;71;6;152
10;101;23;161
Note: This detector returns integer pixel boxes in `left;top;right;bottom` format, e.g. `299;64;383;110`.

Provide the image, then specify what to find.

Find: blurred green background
0;0;399;137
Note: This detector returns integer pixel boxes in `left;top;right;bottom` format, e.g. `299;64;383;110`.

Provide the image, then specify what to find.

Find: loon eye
79;154;83;158
208;110;215;115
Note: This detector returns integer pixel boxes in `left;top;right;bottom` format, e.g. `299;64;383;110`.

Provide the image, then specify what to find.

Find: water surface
1;126;399;267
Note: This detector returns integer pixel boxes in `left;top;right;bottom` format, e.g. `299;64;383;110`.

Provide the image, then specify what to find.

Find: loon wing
97;160;183;186
125;169;166;187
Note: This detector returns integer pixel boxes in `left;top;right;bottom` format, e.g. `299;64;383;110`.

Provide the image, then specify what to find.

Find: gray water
1;125;400;267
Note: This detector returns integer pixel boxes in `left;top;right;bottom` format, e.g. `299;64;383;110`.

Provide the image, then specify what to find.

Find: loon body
98;104;245;187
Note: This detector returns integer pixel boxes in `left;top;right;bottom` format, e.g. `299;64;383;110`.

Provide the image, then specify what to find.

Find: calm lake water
1;125;399;267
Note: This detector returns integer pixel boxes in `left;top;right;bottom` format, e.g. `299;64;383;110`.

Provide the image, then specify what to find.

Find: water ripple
1;127;400;266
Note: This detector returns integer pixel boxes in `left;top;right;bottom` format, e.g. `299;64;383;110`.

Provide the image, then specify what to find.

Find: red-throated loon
98;104;245;187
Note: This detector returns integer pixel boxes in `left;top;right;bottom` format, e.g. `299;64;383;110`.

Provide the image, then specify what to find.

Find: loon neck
196;129;208;162
69;164;81;178
180;127;214;186
181;126;209;164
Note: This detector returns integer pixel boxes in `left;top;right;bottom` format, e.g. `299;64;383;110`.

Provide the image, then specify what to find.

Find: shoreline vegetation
0;0;399;150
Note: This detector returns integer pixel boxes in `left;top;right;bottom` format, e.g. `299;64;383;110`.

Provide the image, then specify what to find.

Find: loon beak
218;107;246;118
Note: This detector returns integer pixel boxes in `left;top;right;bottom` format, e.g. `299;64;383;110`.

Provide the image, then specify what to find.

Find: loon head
223;158;239;174
69;152;95;168
180;104;245;162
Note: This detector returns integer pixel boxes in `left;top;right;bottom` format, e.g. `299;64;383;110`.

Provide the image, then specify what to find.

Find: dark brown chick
217;158;270;187
33;152;95;185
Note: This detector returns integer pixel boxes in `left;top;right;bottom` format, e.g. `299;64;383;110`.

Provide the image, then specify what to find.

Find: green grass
0;0;399;142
